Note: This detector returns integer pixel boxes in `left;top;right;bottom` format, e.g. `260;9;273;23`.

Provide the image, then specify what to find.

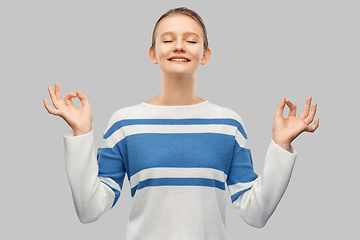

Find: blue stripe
104;118;247;140
131;178;226;197
226;148;258;186
100;181;121;208
230;187;252;203
97;147;126;186
125;133;234;178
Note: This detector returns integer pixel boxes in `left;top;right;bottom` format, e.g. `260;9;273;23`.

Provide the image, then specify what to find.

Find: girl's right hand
43;83;93;136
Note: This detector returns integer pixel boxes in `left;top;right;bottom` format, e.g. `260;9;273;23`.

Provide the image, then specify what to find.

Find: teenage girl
44;7;319;240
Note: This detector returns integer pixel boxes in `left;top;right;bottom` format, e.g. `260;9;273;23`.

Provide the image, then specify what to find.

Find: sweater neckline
141;100;209;108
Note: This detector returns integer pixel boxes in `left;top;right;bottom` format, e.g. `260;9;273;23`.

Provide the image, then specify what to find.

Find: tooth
172;58;187;62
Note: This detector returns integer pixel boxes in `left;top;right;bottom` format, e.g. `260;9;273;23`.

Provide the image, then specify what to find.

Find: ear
148;47;158;64
201;48;211;65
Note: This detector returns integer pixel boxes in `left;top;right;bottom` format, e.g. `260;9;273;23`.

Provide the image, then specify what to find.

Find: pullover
63;101;297;240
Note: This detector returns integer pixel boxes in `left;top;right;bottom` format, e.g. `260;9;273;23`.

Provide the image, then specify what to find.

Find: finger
76;90;90;107
43;98;60;115
299;96;312;120
305;117;319;133
64;92;76;106
304;102;317;124
48;86;60;109
275;97;286;117
285;99;297;117
55;82;61;100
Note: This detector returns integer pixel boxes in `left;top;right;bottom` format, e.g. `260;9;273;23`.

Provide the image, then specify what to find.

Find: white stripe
228;180;255;196
99;177;122;192
107;124;237;148
99;138;111;149
129;167;227;188
235;130;246;147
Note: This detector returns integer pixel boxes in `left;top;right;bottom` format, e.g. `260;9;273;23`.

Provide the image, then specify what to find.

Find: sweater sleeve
63;130;126;223
229;139;297;228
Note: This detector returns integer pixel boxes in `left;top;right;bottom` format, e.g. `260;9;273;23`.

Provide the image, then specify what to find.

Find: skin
44;14;319;149
43;84;92;136
147;15;211;106
273;96;319;150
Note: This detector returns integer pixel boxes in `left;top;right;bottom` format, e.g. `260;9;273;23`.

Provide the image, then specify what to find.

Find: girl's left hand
272;96;319;151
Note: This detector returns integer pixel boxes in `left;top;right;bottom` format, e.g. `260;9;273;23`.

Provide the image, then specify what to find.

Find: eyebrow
160;31;200;38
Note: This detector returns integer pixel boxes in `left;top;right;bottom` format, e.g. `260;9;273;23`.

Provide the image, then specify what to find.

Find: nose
173;41;186;52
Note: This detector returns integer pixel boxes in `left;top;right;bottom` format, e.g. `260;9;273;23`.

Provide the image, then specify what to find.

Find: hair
150;7;209;50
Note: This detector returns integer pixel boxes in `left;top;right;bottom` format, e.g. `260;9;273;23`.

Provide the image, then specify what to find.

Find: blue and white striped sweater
98;111;257;199
63;101;297;240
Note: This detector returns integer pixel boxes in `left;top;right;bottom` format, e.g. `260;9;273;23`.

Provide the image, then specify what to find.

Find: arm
234;140;296;228
232;96;319;227
63;131;116;223
44;83;120;223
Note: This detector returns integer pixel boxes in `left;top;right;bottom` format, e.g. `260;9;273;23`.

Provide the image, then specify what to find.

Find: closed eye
163;40;173;43
187;41;197;44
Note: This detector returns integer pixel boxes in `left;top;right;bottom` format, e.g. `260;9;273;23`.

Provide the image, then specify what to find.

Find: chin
165;67;199;76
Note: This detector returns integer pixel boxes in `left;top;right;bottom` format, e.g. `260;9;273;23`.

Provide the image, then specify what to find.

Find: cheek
155;46;171;61
189;46;205;61
193;50;205;62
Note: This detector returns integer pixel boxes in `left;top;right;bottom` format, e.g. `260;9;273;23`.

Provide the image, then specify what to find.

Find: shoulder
207;102;245;126
105;103;144;131
208;102;249;146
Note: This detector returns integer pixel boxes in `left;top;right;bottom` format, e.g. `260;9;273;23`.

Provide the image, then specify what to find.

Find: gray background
1;0;359;239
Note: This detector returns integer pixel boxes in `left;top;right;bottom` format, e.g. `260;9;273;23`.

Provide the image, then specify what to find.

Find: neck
147;72;204;106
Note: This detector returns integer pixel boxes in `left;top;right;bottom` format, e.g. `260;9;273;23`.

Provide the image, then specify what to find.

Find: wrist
73;126;92;136
271;137;291;151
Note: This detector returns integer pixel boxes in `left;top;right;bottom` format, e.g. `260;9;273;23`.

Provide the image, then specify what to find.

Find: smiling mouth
168;57;190;62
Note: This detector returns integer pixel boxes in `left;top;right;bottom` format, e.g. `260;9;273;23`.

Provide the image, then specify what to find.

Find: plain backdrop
1;0;359;239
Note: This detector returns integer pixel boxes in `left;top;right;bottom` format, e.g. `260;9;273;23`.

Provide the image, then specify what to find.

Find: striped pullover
63;101;297;240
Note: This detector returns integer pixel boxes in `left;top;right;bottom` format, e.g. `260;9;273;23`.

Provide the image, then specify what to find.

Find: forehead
155;14;203;38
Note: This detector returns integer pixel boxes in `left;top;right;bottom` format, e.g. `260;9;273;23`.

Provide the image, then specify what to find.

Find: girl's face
149;14;211;78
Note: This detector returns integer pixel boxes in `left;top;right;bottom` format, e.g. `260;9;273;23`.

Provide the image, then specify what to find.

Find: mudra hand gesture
272;96;319;151
43;83;93;136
